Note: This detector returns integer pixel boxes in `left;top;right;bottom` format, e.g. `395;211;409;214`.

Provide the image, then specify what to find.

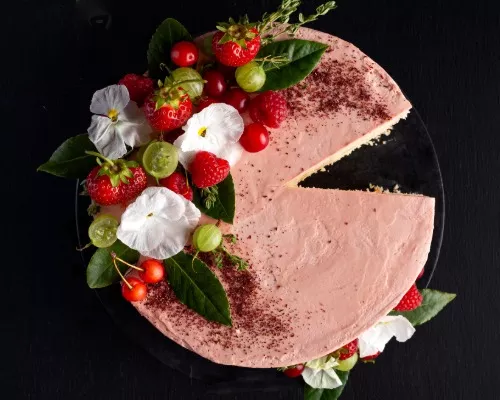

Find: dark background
7;0;499;398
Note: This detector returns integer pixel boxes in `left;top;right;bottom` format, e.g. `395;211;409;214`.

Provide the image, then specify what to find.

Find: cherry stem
85;151;115;166
113;255;144;271
112;257;132;289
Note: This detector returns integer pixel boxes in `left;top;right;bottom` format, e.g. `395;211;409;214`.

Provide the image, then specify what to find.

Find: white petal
90;85;130;115
302;368;342;390
88;115;127;159
115;104;152;148
358;315;415;358
117;187;201;259
200;103;244;143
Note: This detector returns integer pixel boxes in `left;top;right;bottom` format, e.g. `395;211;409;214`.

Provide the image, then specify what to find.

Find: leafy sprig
200;186;219;209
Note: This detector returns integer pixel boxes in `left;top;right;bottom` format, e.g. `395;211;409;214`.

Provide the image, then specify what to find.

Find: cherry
203;70;227;97
239;123;269;152
121;277;147;302
171;41;199;67
222;88;250;113
198;96;220;111
216;63;236;82
139;259;165;284
283;364;305;378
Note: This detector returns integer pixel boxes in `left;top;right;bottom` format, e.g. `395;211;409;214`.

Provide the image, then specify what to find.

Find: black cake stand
75;108;444;394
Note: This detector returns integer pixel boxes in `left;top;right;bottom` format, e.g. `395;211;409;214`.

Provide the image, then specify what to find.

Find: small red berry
121;277;147;302
361;352;381;362
159;171;194;201
222;88;250;113
203;70;227;97
283;364;305;378
139;259;165;284
216;63;236;82
190;151;230;189
212;28;261;67
417;268;425;280
337;339;359;360
198;96;220;111
394;284;423;311
239;123;269;153
249;91;288;128
171;41;199;67
118;74;154;105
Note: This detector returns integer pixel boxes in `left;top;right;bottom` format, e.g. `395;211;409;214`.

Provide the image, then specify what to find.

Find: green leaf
164;252;232;326
37;134;97;179
390;289;456;326
86;240;140;288
257;39;328;91
193;174;236;224
147;18;192;81
304;371;349;400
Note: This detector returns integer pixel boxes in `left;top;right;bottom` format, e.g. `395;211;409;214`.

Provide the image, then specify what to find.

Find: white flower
88;85;151;159
117;187;200;259
358;315;415;358
301;356;342;389
174;103;244;169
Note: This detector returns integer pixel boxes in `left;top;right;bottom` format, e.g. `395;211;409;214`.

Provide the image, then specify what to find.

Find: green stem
85;151;114;166
112;257;132;289
114;255;143;272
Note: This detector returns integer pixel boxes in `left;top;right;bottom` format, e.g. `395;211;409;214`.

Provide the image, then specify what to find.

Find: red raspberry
118;74;154;105
337;339;359;360
159;172;193;201
190;151;230;189
394;284;423;311
361;352;381;362
249;91;288;128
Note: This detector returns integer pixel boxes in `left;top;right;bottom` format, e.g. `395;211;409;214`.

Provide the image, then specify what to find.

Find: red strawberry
212;26;261;67
337;339;359;360
394;284;423;311
143;87;193;132
119;74;154;105
159;172;193;201
249;91;288;128
86;157;147;206
198;96;220;111
361;352;381;362
190;151;230;189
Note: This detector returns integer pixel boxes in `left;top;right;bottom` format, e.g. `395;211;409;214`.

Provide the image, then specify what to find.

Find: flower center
147;212;154;218
108;108;119;122
198;127;207;137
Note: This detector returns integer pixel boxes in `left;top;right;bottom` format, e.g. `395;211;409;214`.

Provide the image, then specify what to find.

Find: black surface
74;108;443;392
11;0;500;399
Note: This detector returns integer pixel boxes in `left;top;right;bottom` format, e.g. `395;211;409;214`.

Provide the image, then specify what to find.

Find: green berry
235;62;266;92
193;224;222;252
88;214;119;248
142;140;178;179
171;68;204;100
335;352;358;372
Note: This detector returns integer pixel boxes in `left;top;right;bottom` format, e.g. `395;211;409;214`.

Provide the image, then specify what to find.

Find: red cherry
139;259;165;284
121;277;147;302
171;41;199;67
222;88;250;113
216;63;236;82
283;364;305;378
203;70;227;97
239;123;269;153
198;96;220;111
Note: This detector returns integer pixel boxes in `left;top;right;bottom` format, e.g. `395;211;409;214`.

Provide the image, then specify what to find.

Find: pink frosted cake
39;3;454;396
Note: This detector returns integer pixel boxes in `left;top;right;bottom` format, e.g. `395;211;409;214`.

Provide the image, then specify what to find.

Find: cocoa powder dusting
283;58;391;121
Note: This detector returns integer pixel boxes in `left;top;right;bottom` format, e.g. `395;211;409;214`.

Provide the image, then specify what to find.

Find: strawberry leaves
37;134;97;179
147;18;192;81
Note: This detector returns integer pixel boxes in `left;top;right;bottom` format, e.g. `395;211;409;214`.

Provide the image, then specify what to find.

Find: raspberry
337;339;359;360
394;284;423;311
189;151;230;189
249;91;288;128
159;172;193;201
118;74;154;105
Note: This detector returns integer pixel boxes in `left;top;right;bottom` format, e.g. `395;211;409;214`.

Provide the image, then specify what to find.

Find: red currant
239;123;269;152
222;88;250;113
283;364;305;378
203;70;227;97
198;96;220;111
139;259;165;284
171;41;199;67
121;277;147;302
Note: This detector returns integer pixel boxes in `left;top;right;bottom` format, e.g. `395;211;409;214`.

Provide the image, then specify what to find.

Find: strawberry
118;74;154;105
249;91;288;128
361;352;381;362
143;84;193;132
212;20;261;67
86;155;147;206
394;284;423;311
337;339;359;360
159;172;193;201
190;151;230;189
